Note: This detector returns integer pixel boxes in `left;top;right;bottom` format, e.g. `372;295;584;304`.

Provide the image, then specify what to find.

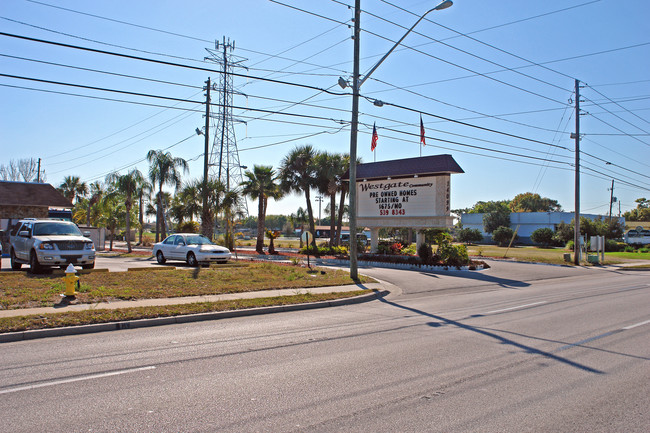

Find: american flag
420;114;426;146
371;122;378;151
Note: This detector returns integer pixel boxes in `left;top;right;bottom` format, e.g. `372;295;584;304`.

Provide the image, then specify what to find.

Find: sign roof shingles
343;154;464;181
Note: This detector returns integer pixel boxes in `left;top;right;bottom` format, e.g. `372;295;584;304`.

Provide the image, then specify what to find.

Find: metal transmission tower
205;37;248;216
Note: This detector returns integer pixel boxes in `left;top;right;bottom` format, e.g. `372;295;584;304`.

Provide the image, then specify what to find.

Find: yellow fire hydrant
63;263;79;297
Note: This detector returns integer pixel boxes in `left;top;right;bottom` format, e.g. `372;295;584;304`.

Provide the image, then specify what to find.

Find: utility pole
201;77;211;238
36;158;41;182
348;0;361;281
608;179;615;221
574;79;581;265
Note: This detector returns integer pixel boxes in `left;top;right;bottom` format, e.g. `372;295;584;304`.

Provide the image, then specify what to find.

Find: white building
460;212;625;244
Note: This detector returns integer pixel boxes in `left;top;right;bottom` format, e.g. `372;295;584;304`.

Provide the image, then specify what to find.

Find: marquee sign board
357;175;449;220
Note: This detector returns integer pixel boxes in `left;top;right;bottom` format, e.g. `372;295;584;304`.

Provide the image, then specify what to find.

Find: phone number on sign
379;209;406;216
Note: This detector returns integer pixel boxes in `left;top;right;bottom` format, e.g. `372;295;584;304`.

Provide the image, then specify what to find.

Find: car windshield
185;235;214;246
33;222;82;236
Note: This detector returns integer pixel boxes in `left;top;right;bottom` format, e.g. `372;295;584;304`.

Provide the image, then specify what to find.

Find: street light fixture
346;0;453;281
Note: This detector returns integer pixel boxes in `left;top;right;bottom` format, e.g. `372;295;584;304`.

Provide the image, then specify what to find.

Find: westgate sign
343;154;464;235
357;176;447;218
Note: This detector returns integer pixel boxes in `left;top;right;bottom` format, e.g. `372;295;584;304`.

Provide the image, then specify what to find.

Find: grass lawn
0;262;373;333
0;291;369;333
464;244;643;265
604;251;650;260
0;262;372;310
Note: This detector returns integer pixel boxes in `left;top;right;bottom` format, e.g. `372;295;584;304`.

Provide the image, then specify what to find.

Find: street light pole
347;0;453;281
201;77;211;238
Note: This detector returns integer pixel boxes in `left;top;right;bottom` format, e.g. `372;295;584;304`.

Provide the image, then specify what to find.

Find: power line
0;52;201;89
0;16;206;64
8;71;647;183
47;110;198;168
377;0;597;82
0;32;351;97
354;2;572;94
46;93;204;160
585;84;650;127
376;125;650;191
24;0;212;43
584;108;650;148
82;134;197;182
2;30;629;156
271;1;570;106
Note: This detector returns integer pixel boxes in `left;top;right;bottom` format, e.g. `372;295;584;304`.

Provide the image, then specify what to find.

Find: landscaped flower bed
357;253;488;270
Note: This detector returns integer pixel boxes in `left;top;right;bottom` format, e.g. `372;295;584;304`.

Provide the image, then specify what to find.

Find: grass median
466;245;650;265
0;262;373;333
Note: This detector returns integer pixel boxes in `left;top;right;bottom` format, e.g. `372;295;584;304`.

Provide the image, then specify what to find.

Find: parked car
153;233;231;266
9;218;95;273
340;233;369;246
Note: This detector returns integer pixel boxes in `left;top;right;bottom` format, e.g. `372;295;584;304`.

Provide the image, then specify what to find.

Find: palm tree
179;181;203;222
106;169;144;253
135;179;153;245
86;181;104;227
99;194;123;252
314;152;348;246
59;175;88;204
240;165;282;254
290;207;308;248
221;188;243;251
335;154;354;247
279;145;318;246
146;150;189;242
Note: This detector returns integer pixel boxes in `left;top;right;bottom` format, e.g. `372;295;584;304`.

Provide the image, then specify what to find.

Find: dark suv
9;219;95;272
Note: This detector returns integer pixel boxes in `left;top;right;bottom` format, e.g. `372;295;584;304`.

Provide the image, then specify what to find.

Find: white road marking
484;301;547;315
622;319;650;330
0;366;156;395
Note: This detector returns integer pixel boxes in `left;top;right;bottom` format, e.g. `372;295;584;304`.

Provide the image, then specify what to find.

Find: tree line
55;144;353;254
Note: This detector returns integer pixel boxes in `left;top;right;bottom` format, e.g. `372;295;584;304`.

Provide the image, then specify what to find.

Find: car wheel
30;251;43;274
156;250;166;264
82;262;95;270
186;252;198;267
10;249;22;270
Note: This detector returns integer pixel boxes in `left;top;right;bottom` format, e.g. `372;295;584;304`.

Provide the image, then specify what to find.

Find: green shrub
299;245;348;256
439;243;469;266
177;221;200;233
456;228;484;244
418;243;433;262
401;243;417;255
377;244;391;255
492;226;516;247
530;227;554;247
605;239;624;252
566;240;575;251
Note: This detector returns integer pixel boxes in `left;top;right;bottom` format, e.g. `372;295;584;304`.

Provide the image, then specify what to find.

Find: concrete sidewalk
0;282;393;343
0;283;386;319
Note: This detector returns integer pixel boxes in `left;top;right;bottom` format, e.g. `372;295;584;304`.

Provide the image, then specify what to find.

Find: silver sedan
152;233;231;266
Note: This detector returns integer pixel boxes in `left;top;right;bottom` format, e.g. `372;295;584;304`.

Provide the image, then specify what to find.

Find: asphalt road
1;261;648;432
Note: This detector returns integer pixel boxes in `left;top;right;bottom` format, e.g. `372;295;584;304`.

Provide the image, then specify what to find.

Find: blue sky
1;0;649;218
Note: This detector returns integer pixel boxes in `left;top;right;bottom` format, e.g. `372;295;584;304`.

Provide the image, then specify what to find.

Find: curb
0;290;388;343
